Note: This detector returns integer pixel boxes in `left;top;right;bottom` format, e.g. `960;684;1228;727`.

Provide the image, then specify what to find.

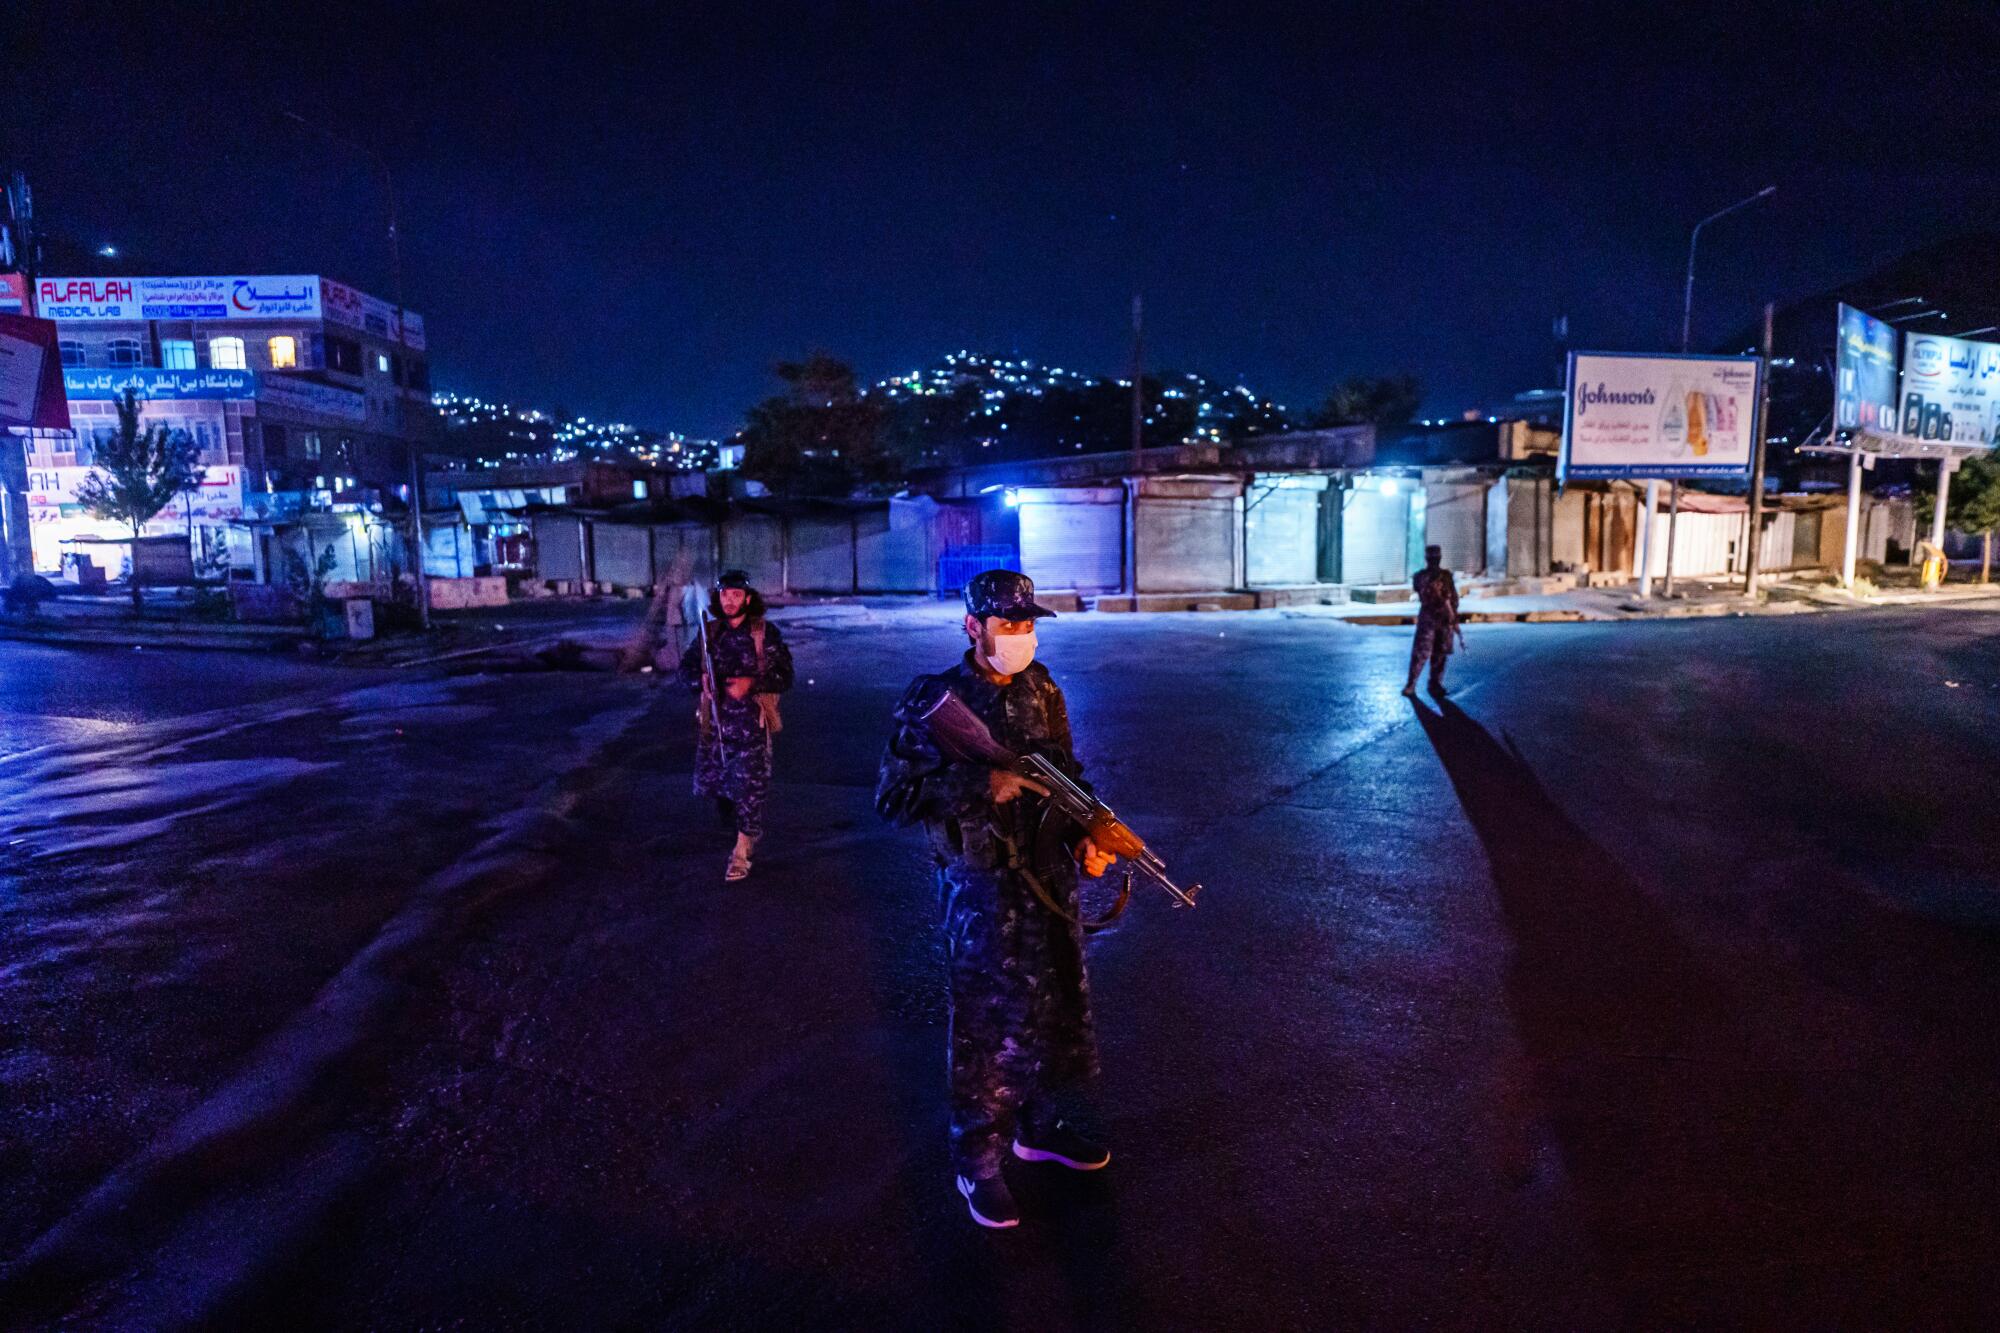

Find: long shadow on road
1412;697;1992;1328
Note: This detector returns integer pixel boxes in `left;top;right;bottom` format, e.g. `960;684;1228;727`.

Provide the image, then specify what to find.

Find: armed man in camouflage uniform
876;569;1118;1229
1403;544;1461;698
679;570;795;881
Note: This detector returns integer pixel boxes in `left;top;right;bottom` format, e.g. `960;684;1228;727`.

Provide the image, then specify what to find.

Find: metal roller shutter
1424;481;1487;575
1245;484;1320;585
1341;487;1410;586
532;514;586;582
1019;493;1123;593
1137;496;1236;592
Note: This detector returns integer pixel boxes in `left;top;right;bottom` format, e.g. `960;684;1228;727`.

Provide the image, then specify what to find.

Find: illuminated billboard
1559;351;1763;480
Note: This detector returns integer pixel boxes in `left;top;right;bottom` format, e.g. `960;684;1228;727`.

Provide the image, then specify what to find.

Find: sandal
725;848;753;882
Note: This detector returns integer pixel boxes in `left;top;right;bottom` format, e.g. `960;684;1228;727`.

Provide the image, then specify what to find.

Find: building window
267;335;298;369
376;352;390;374
390;354;405;387
107;337;145;368
303;431;322;461
59;339;85;367
327;336;362;375
407;359;430;390
209;336;247;370
162;339;196;369
632;479;649;500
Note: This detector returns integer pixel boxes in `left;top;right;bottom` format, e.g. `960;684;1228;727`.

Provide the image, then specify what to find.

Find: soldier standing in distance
679;570;794;881
876;569;1117;1230
1403;544;1461;698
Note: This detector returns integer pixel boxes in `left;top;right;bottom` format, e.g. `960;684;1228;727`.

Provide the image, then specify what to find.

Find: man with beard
679;570;794;881
876;569;1116;1229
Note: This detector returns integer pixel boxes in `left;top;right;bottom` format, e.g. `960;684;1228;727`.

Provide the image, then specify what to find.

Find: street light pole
1669;185;1774;600
283;111;429;629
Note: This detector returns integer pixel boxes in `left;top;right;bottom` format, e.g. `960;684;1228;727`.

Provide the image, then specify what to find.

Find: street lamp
1681;186;1777;355
1657;185;1775;599
282;109;429;628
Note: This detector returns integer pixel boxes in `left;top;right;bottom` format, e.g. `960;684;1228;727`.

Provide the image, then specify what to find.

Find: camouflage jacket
678;615;795;743
1413;567;1460;627
876;653;1091;871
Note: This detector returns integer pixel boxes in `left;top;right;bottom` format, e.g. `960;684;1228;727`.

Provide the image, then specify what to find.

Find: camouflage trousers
1408;619;1455;683
939;857;1100;1178
693;731;771;837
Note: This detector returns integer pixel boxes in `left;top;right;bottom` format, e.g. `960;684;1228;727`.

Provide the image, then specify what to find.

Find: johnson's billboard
1560;351;1763;480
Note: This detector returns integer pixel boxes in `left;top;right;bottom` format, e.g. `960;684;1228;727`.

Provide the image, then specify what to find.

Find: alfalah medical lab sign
1560;351;1764;480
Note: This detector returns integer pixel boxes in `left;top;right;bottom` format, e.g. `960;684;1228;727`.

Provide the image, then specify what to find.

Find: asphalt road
3;605;1997;1329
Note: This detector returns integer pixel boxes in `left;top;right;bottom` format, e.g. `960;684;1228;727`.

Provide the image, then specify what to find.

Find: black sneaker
1013;1122;1111;1171
956;1173;1020;1228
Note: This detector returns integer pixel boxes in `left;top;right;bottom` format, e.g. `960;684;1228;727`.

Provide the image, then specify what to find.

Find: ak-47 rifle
696;607;724;738
917;688;1204;912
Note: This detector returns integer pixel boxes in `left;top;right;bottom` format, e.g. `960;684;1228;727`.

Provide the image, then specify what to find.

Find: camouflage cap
964;568;1056;621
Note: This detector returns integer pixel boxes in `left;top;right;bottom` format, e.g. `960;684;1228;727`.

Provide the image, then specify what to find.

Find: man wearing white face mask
876;568;1116;1229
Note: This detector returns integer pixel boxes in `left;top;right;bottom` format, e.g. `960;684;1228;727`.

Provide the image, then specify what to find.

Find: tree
1311;374;1421;428
1919;452;2000;584
738;352;891;494
72;389;205;608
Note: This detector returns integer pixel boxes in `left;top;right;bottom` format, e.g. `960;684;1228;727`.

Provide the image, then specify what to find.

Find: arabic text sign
1899;332;2000;447
1561;352;1762;479
36;275;322;321
63;368;257;401
319;277;426;351
257;373;368;422
27;465;245;524
1836;304;1898;433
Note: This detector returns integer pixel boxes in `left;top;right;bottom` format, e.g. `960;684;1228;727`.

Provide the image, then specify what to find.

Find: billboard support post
1663;481;1681;595
1842;452;1864;588
1931;458;1955;556
1743;302;1774;596
1637;480;1658;596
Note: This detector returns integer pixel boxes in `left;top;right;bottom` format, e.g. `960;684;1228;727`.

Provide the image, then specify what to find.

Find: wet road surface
3;606;1998;1328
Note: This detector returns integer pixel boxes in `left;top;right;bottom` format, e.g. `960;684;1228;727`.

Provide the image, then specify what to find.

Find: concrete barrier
428;576;510;611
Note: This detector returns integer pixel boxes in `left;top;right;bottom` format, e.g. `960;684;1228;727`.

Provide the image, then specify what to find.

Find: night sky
10;2;2000;436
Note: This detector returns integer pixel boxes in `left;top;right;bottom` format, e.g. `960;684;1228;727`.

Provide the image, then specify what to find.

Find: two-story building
25;273;432;575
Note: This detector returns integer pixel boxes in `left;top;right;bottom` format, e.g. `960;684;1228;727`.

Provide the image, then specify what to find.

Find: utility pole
1129;293;1144;470
283;112;428;628
1743;301;1774;596
1126;293;1143;598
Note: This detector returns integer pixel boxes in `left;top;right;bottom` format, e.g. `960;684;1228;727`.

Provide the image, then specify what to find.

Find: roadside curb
0;621;309;654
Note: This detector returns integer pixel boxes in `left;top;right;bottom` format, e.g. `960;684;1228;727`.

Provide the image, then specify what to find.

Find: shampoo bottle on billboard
1659;386;1688;456
1685;389;1711;458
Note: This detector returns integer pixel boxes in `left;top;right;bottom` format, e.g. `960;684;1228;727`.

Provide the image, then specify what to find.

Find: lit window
107;338;145;368
268;336;297;369
59;340;85;367
376;352;390;373
162;340;196;369
302;432;322;461
209;336;247;370
632;479;649;500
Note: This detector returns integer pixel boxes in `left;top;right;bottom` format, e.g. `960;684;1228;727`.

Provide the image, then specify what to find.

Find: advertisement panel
1835;304;1898;432
0;312;72;429
1899;331;2000;447
0;273;26;314
1560;352;1763;480
257;373;368;422
320;277;426;351
36;275;321;321
63;368;257;401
